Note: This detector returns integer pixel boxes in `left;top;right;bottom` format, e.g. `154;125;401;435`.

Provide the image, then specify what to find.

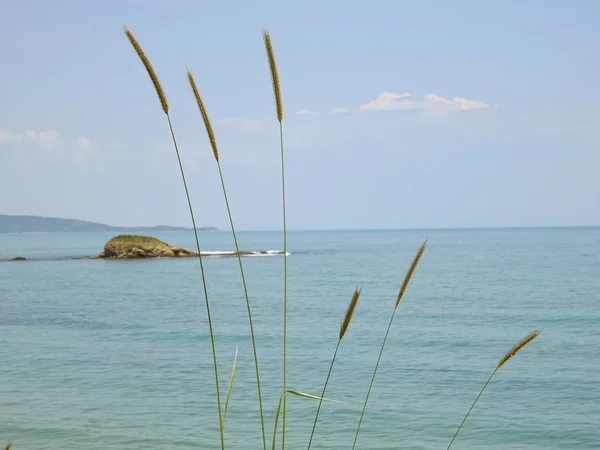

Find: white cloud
360;91;490;113
72;138;95;167
76;137;93;150
220;116;262;132
423;93;453;106
296;109;315;116
453;97;490;111
1;128;97;168
0;129;23;142
330;107;349;115
25;129;58;150
360;91;413;111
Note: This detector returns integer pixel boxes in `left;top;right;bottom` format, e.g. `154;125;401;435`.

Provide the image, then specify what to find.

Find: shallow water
1;228;599;449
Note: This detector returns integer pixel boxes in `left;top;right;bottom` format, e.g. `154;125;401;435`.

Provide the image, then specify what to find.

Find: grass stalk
446;330;540;450
215;159;267;448
187;70;267;450
273;389;347;450
279;121;288;450
352;241;426;450
118;27;545;450
351;299;397;450
123;28;224;450
308;339;340;448
308;288;361;449
262;29;288;450
222;345;239;428
167;97;226;450
272;390;285;450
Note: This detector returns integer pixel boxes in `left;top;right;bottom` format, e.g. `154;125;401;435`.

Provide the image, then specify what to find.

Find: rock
10;256;27;261
96;234;288;260
98;235;197;259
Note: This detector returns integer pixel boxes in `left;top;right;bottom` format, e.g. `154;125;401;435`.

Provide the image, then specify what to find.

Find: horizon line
2;214;598;233
233;224;600;232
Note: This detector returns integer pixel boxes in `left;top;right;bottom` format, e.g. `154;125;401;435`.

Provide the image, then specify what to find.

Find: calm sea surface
1;228;599;449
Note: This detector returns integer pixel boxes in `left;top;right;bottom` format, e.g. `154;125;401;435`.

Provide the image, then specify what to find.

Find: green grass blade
221;345;239;429
272;391;284;450
272;389;346;450
286;390;347;405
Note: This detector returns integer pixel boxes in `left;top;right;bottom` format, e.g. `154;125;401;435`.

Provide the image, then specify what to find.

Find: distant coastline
0;214;218;234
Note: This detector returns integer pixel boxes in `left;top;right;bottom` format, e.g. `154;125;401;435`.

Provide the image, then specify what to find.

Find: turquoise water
1;228;599;449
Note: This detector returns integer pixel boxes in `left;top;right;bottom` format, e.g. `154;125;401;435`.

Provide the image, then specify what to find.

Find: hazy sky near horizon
1;0;598;230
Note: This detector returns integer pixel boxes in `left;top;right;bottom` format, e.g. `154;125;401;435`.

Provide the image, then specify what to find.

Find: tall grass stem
352;241;426;449
167;115;224;450
279;122;288;450
272;391;285;450
307;340;341;449
187;68;267;448
351;303;397;450
124;28;224;449
445;371;495;450
263;29;287;450
309;287;360;448
216;160;267;450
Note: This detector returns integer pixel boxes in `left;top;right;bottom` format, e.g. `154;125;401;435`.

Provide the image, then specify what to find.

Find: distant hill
0;215;218;233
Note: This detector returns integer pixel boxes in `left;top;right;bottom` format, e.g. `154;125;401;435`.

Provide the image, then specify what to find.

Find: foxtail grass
124;28;224;450
446;330;541;450
263;29;289;450
116;28;546;450
352;240;427;450
307;288;361;449
188;70;267;450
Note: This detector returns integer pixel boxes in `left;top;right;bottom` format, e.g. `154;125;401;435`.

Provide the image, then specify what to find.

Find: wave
201;250;290;257
200;251;237;256
0;250;291;262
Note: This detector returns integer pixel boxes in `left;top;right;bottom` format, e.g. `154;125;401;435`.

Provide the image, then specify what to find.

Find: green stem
272;391;285;450
446;369;497;450
167;115;224;450
307;339;341;450
279;121;288;450
216;160;266;450
352;305;398;450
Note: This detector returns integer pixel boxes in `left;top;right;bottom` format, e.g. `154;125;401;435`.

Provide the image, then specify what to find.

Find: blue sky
1;0;598;230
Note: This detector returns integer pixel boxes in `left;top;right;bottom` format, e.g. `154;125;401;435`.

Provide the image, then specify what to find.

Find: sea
1;228;599;449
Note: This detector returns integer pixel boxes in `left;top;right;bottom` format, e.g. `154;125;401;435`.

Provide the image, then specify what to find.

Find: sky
0;0;599;230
